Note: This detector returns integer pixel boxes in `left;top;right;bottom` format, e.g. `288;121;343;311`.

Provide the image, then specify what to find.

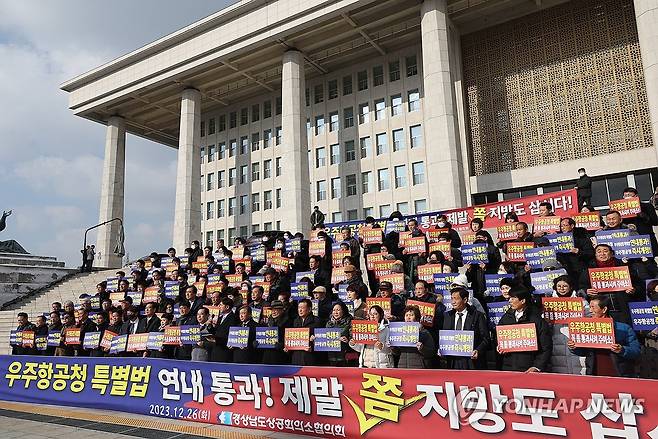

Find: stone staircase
0;269;117;355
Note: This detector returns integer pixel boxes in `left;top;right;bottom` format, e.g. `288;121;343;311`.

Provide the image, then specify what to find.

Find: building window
229;111;237;129
206;231;214;248
218;142;226;160
391;94;402;116
346;174;357;196
240;108;249;125
393;129;405;151
363;207;374;218
264;190;272;210
200;147;205;164
275;157;282;176
240;195;249;215
252;104;260;122
251;133;260;152
201;174;204;191
347;209;358;220
345;140;356;162
264;129;272;148
410;124;423;148
378;168;390;191
276;97;282;115
276;188;281;208
315;115;325;136
217;229;225;241
357;70;368;91
200;121;205;137
314;84;324;104
376;133;388;155
239;225;248;238
358;103;370;124
396;202;409;215
252;162;260;181
240;165;248;184
331;177;341;199
207;145;215;162
252;193;260;212
408;89;420;112
329;112;339;132
343;107;354;128
412;161;425;185
389;60;400;82
316;147;326;168
207;173;214;191
240;136;248;155
218;199;225;218
206;201;214;219
208;118;216;135
228;197;236;216
394;165;407;188
228;227;236;242
379;204;392;218
374;99;386;121
362;171;371;194
275;126;282;145
305;88;310;106
317;180;327;201
229;168;236;186
264;159;272;179
263;100;272;119
360;137;371;158
332;212;343;222
415;199;427;213
406;55;418;76
343;75;353;95
328;80;338;99
263;222;272;231
229;139;237;157
218;170;225;188
330;143;340;165
218;115;226;132
373;65;384;87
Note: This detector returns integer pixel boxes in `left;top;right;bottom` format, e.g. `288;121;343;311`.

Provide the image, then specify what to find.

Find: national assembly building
62;0;658;268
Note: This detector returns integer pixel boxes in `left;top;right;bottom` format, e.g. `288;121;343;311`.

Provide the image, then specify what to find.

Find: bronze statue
0;210;11;233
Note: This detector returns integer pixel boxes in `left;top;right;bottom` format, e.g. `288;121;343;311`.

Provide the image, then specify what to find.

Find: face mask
437;222;446;228
579;172;585;177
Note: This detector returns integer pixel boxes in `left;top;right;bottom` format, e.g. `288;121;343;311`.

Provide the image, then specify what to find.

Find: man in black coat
137;303;161;333
232;306;259;364
309;255;331;291
442;288;490;370
557;217;595;282
575;168;592;209
211;297;238;363
76;308;98;357
175;301;197;360
496;287;552;373
288;299;321;366
621;187;658;256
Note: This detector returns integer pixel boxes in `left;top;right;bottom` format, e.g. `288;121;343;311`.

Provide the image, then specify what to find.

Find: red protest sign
460;232;476;245
126;333;149;352
100;330;117;350
350;320;379;344
366;253;384;271
542;297;585;323
330;267;347;284
366;297;392;314
496;323;538;352
398;231;412;248
380;273;404;294
163;326;181;345
425;228;449;243
360;228;383;245
496;223;518;242
407;299;436;327
505;242;535;262
609;197;641;218
142;286;160;304
428;242;451;255
266;250;281;264
573;212;602;231
270;255;292;272
373;260;395;278
65;328;81;345
533;216;561;234
284;328;310;351
588;266;632;292
567;317;615;348
417;264;443;283
332;250;351;268
21;331;34;348
225;274;243;288
309;240;325;257
403;236;426;255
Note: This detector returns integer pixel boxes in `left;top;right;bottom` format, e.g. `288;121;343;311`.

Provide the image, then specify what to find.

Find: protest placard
438;330;474;357
284;328;310;351
496;323;538;352
567;318;615;348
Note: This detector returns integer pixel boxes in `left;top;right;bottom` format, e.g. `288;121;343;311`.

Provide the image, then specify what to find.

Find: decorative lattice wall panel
462;0;653;176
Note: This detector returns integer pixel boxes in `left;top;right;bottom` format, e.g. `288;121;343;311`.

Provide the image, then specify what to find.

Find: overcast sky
0;1;235;267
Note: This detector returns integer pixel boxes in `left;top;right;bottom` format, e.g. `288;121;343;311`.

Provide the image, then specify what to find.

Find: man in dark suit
211;297;238;363
137;303;161;334
175;301;197;360
120;306;141;336
442;287;490;369
184;285;206;316
76;308;98;357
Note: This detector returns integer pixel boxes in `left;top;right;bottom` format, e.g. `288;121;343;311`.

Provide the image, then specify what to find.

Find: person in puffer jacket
349;305;394;368
548;275;589;375
393;305;436;369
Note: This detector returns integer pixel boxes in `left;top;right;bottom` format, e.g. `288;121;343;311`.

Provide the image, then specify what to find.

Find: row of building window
201;128;282;162
202;157;283;191
314;162;426;201
306;55;419;106
307;89;421;136
205;189;282;220
201;99;283;137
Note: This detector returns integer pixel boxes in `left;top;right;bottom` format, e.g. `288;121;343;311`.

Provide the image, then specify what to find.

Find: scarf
595;258;616;268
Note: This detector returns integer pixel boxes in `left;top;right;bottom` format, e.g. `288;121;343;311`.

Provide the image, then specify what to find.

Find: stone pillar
635;0;658;157
280;50;311;235
172;88;202;252
97;116;125;269
421;0;468;210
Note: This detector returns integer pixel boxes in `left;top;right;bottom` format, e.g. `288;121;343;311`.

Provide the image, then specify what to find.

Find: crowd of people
11;183;658;379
